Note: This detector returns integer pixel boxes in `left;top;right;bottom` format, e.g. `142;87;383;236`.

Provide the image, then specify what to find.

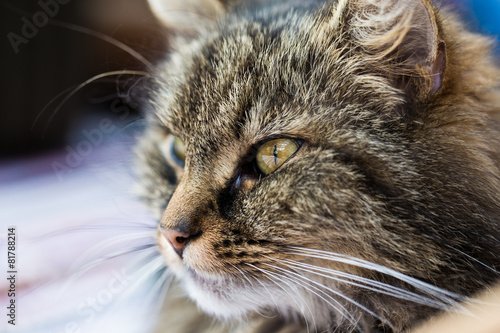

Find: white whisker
30;85;77;130
449;246;500;275
248;263;318;333
134;259;171;305
229;263;255;288
143;266;172;305
278;257;452;310
3;3;154;70
39;70;151;136
227;263;272;315
263;262;377;332
287;246;465;308
271;267;360;331
251;270;281;311
57;245;158;296
67;234;156;274
113;253;167;303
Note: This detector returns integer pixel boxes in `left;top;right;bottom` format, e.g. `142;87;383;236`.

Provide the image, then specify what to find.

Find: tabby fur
136;0;500;331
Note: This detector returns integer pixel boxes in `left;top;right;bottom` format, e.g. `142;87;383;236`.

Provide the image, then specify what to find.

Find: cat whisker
45;232;157;295
277;257;452;310
226;263;269;315
59;244;158;294
262;261;381;333
20;242;158;306
4;2;155;72
287;246;466;308
448;247;500;275
124;255;168;299
224;267;267;316
28;222;156;242
67;232;156;268
36;70;150;136
30;85;77;130
152;268;175;309
47;19;154;70
61;250;165;332
108;118;147;139
128;269;172;332
261;264;352;330
93;254;170;329
248;263;319;333
229;263;255;288
249;269;282;312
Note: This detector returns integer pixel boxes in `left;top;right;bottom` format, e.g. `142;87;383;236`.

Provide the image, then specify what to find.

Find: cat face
137;0;500;330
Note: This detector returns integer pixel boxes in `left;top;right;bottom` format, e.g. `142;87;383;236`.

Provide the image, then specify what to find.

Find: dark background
0;0;499;158
0;0;168;157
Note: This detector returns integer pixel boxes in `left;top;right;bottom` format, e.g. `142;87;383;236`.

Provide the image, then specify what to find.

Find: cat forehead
154;19;310;129
150;1;404;146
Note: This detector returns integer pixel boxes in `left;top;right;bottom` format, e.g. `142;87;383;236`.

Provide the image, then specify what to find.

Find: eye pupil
256;138;299;175
273;144;278;165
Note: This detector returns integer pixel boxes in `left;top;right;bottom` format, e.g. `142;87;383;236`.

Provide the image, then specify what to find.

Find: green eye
256;138;300;175
171;136;186;165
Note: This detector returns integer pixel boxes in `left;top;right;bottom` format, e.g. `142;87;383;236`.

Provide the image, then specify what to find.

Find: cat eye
171;136;186;165
256;138;300;175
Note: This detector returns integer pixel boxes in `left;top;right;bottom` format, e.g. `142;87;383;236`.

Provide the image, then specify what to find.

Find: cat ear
344;0;446;98
147;0;226;36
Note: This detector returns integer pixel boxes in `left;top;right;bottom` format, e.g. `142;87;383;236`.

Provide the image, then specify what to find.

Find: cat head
137;0;500;330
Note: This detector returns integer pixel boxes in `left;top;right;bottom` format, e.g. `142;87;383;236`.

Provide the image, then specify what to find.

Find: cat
134;0;500;332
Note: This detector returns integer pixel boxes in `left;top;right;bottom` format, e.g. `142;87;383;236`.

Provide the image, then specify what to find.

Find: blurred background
1;0;168;157
0;1;498;332
1;2;169;332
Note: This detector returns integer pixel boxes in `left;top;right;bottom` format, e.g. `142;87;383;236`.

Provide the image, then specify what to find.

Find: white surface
0;142;165;333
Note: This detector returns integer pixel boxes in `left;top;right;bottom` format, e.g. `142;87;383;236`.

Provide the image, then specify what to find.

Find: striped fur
136;0;500;331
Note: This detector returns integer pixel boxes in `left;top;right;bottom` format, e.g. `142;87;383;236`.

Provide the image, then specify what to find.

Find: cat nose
162;227;200;258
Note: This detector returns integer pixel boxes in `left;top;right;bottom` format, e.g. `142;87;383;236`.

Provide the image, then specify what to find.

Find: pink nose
162;228;194;258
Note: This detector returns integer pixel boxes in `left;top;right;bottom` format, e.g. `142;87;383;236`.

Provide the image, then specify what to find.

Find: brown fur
136;0;500;331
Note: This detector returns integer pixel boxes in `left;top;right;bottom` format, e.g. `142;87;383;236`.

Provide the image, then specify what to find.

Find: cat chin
182;270;261;320
181;269;333;327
